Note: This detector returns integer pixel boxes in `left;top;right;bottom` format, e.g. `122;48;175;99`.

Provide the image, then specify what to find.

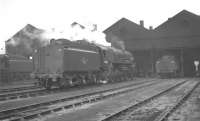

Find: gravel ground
0;78;153;112
168;78;200;121
37;79;184;121
116;81;197;121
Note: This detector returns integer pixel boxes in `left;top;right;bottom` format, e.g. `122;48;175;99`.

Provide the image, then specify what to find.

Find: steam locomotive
32;39;135;89
155;55;179;78
0;54;33;84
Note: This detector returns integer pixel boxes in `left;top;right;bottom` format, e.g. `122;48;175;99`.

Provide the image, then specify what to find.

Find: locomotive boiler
32;39;135;89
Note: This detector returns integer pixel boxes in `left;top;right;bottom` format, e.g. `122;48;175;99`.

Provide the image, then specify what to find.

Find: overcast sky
1;0;200;53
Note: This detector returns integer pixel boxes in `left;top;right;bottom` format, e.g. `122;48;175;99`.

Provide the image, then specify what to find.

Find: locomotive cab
96;46;135;82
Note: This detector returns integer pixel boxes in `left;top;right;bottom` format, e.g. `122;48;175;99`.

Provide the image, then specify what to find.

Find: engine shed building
104;10;200;77
5;24;45;58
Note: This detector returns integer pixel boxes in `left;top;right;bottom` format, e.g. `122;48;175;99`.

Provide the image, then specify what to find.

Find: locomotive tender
0;54;33;84
33;39;135;89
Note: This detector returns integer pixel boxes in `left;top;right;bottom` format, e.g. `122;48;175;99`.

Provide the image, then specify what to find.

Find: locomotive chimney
168;18;171;20
149;26;153;30
140;20;144;27
50;39;55;44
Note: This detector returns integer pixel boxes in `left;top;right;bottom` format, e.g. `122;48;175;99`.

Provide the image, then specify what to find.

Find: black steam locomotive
32;39;135;89
0;54;33;84
155;55;179;78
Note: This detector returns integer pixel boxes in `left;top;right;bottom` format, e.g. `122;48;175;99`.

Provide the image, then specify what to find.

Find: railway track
155;81;199;121
101;80;198;121
165;78;200;121
0;79;163;121
0;88;46;101
0;79;155;102
0;85;39;94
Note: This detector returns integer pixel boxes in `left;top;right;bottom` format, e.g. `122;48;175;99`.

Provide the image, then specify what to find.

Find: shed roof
5;24;47;56
104;10;200;50
155;10;200;38
104;18;150;41
6;24;44;43
153;10;200;49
